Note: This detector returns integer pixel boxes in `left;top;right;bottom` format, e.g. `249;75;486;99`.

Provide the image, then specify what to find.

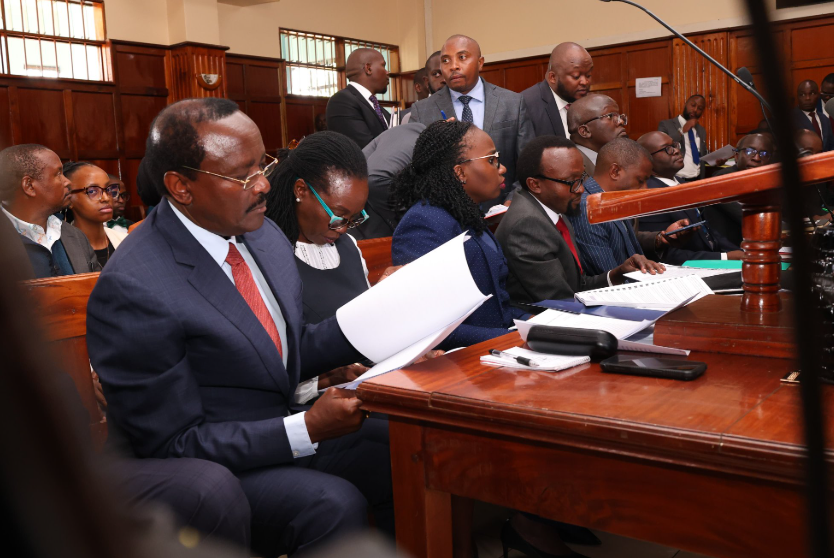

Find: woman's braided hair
390;120;486;234
266;131;368;245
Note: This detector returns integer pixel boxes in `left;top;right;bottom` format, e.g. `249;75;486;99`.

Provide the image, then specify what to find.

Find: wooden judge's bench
356;153;834;558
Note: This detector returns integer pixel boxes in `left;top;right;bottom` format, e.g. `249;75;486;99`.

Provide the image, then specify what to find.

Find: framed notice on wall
776;0;832;8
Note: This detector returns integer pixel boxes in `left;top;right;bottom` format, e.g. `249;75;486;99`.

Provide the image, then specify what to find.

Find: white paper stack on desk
574;275;713;311
623;264;739;284
480;347;590;371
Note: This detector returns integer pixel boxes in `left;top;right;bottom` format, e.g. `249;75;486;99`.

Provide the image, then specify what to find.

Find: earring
460;179;467;185
296;197;301;202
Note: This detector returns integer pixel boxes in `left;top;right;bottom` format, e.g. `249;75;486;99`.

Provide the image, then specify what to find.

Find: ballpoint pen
440;110;447;119
489;349;540;367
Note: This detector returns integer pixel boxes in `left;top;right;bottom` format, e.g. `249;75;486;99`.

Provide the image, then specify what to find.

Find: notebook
574;275;712;310
480;346;590;371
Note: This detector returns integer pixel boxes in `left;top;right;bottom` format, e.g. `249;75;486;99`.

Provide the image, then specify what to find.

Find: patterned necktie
369;95;389;129
687;128;700;165
555;219;583;275
225;244;283;358
809;111;822;138
459;95;474;123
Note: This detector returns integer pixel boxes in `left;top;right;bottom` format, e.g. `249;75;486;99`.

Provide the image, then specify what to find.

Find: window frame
0;0;112;83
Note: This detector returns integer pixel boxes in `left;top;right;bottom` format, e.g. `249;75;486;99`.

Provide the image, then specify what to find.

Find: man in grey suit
407;35;534;207
1;144;100;278
658;94;709;181
567;93;628;176
496;136;659;304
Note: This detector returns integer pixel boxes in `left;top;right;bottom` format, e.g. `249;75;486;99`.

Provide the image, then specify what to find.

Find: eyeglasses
533;172;588;193
651;142;682;156
734;147;771;159
461;151;501;169
182;153;279;190
114;191;130;202
305;181;370;230
582;112;628;126
71;184;120;201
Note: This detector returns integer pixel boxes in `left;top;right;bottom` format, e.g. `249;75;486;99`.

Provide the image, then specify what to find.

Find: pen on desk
489;349;539;367
440;110;447;120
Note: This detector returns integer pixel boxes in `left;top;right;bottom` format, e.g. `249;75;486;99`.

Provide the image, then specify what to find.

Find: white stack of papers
701;144;735;166
575;275;712;310
623;264;739;283
485;204;509;218
480;347;590;371
337;233;490;389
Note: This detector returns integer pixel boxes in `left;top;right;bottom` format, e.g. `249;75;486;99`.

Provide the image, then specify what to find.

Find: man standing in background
326;48;390;148
658;94;708;182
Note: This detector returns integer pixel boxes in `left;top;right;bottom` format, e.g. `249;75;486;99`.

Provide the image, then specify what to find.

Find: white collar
2;206;63;249
551;89;571;112
576;144;598;164
655;176;680;187
169;201;236;267
450;77;485;103
529;192;561;225
349;81;374;101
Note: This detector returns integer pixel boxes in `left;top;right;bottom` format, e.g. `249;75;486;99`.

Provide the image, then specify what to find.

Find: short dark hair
136;157;162;207
822;73;834;86
0;144;50;201
426;51;441;65
414;67;428;81
597;137;651;171
687;94;706;104
62;161;96;180
516;136;578;190
145;98;240;198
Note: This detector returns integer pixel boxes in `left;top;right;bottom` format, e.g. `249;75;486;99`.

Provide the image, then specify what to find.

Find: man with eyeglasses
0;144;100;278
658;95;710;182
566;93;628;176
86;98;394;557
496;136;663;303
637;131;743;264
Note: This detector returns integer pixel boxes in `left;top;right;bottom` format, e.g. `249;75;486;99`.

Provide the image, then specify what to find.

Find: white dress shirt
677;115;701;179
654;176;727;260
450;77;486;129
3;206;62;250
550;89;571;135
170;203;317;458
577;145;598;166
349;81;377;110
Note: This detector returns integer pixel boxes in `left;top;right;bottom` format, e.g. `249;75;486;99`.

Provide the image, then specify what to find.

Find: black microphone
599;0;772;112
737;67;755;89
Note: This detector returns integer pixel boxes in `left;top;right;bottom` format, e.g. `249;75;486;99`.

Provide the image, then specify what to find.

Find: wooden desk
357;333;832;558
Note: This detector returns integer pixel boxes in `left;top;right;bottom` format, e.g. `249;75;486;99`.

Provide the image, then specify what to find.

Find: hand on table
610;255;665;285
726;250;745;260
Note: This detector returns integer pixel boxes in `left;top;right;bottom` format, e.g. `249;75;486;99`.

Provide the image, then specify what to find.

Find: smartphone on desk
600;355;706;381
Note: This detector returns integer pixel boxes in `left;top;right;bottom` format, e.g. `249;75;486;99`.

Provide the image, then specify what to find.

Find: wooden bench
24;273;107;450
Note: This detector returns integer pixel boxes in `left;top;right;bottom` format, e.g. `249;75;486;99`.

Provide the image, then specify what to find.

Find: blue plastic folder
531;299;665;322
682;260;790;271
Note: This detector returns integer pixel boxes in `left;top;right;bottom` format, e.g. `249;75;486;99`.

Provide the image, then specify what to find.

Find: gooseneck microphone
599;0;772;112
737;66;774;131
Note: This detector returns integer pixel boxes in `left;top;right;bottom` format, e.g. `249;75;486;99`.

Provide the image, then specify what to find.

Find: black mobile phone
662;220;706;237
600;355;706;381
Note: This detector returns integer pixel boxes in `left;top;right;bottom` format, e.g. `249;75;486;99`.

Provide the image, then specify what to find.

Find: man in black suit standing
326;48;390;148
521;42;593;139
793;79;834;151
658;95;709;182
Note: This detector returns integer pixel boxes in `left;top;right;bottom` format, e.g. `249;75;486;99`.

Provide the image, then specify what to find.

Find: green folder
683;260;790;270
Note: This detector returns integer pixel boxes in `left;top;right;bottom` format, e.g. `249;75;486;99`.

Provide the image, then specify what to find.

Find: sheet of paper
624;264;740;283
635;77;662;98
701;144;735;166
337;233;489;363
514;309;653;342
485;204;509;218
480;346;590;371
574;275;713;310
619;329;690;356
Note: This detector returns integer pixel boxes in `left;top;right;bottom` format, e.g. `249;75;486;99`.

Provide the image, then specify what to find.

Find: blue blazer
793;106;834;152
86;199;360;472
391;202;526;349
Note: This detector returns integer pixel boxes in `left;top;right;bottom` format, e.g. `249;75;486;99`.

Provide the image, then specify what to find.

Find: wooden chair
24;273;107;450
357;236;393;285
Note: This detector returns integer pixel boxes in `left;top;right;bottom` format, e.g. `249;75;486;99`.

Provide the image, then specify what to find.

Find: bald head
441;35;484;94
567;94;614;133
444;35;481;58
796;128;824;155
547;42;593;103
568;94;626;151
638;131;684;178
345;48;389;94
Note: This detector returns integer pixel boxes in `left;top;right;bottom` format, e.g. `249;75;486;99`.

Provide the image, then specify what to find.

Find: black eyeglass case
526;325;618;361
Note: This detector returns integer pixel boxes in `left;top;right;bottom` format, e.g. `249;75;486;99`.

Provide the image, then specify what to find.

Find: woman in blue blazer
390;120;527;349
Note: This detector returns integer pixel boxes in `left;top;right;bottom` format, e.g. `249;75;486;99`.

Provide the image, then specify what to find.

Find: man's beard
682;109;693;120
565;198;582;217
556;78;577;104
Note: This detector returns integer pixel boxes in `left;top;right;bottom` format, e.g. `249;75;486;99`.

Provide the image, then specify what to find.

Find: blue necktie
459;95;473;123
688;128;700;165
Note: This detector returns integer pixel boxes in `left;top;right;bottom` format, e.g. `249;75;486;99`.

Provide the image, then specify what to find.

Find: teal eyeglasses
305;181;370;230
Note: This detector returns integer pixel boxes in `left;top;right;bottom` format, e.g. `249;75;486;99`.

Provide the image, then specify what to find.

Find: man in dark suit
0;144;100;277
424;51;446;94
566;93;628;176
637;131;742;264
495;136;660;304
821;73;834;133
87;99;393;557
793;79;834;151
658;95;709;181
326;48;390;148
567;137;683;277
521;42;593;139
407;35;534;206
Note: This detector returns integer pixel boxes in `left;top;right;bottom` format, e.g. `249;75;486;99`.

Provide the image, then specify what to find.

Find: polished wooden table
356;332;833;558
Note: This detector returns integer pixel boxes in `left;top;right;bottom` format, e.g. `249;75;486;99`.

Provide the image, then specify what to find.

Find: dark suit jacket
495;189;608;303
637;177;739;264
793;106;834;152
391;202;526;348
407;80;535;205
520;80;568;138
658;118;708;178
13;220;100;278
86;199;361;472
326;84;390;149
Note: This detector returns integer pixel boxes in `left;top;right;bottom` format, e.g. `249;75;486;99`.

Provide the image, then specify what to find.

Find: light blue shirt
450;77;486;129
170;203;318;458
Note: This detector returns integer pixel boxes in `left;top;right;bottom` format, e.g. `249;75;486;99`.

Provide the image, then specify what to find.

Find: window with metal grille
0;0;110;81
280;28;399;101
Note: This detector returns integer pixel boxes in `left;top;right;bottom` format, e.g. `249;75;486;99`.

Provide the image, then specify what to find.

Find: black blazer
792;106;834;152
637;177;739;265
326;85;390;149
520;80;568;138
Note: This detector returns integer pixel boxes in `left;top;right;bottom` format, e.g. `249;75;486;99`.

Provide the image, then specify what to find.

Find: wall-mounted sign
635;77;662;98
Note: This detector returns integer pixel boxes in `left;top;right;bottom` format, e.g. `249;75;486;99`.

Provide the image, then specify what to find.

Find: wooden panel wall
226;55;284;153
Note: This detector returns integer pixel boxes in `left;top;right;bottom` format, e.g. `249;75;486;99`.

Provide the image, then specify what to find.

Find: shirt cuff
721;253;728;260
284;411;318;458
606;271;614;287
293;377;320;405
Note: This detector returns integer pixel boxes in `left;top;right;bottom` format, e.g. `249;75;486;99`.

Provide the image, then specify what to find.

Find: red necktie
225;244;283;358
555;219;583;275
809;111;822;138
